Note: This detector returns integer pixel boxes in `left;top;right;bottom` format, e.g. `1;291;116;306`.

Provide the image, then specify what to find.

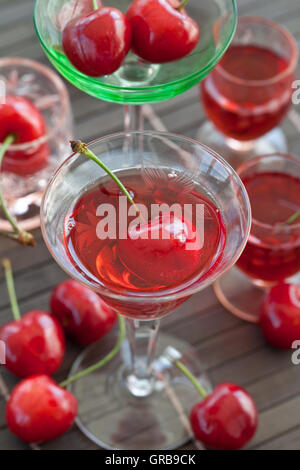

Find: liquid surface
64;170;226;292
237;171;300;282
201;45;293;141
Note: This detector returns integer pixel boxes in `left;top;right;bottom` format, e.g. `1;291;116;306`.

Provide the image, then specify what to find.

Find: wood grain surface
0;0;300;450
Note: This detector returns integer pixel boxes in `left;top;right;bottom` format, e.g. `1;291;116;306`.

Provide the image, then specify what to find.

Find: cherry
190;383;258;450
6;375;77;443
0;96;49;176
260;283;300;349
0;259;65;377
127;0;200;63
118;213;201;287
56;0;102;31
50;279;117;347
62;7;132;77
0;311;65;378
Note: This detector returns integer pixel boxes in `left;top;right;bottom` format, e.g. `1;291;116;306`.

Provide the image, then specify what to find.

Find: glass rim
0;56;70;154
33;0;238;93
237;153;300;232
215;16;298;87
40;130;251;304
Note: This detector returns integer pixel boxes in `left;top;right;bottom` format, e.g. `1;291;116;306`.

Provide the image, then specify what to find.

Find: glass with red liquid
214;153;300;323
198;17;298;169
41;131;250;450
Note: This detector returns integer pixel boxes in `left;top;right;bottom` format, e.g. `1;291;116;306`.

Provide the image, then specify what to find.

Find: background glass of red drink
197;17;298;170
214;153;300;323
0;57;73;231
41;131;251;450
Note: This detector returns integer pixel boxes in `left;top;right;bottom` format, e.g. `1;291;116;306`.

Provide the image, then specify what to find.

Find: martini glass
33;0;237;131
41;131;251;450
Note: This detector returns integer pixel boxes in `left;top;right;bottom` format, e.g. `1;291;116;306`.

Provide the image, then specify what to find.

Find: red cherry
62;7;132;77
127;0;200;63
260;283;300;349
0;96;49;176
118;213;201;287
190;383;258;450
56;0;102;31
50;279;117;347
0;311;65;378
6;375;77;443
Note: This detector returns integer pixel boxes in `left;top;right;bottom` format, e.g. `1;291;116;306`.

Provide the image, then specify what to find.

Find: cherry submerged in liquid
64;171;226;293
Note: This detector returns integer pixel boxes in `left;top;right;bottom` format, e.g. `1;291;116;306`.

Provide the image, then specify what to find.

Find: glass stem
125;318;160;397
124;105;144;132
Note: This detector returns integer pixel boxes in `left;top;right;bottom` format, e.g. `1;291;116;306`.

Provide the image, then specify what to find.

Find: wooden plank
246;395;300;449
256;426;300;450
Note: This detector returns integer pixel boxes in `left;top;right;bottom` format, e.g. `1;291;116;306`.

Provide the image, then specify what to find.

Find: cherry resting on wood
0;258;65;378
50;279;116;347
260;283;300;349
0;311;65;377
6;375;77;443
190;382;258;450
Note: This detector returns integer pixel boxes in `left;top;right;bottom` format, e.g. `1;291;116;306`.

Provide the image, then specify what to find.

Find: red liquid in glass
64;170;226;318
237;172;300;283
201;45;293;141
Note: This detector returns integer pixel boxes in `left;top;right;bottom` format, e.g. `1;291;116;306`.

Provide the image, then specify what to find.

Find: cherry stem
60;314;125;388
0;134;36;247
176;0;190;11
285;210;300;225
175;360;208;399
2;258;21;322
70;140;144;220
91;0;98;10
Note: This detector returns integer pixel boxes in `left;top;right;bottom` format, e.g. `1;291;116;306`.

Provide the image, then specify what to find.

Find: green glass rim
33;0;237;93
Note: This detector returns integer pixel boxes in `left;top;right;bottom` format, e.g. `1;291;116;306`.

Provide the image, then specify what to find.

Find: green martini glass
34;0;237;129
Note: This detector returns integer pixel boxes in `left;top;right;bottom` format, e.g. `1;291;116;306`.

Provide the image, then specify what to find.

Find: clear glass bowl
0;57;73;231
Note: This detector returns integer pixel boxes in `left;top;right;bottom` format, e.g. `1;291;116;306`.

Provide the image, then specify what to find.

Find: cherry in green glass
34;0;237;104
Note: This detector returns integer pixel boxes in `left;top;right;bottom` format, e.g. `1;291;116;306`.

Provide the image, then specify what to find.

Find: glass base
196;122;287;170
0;188;44;232
68;332;212;450
214;266;266;323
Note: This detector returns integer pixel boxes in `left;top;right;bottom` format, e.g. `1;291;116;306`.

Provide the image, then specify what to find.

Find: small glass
197;17;298;169
214;153;300;322
0;57;73;231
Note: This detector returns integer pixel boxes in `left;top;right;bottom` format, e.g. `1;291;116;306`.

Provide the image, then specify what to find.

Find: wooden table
1;0;300;451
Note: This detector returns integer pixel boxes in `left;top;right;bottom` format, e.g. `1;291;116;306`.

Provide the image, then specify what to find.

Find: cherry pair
1;258;117;443
62;0;200;77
